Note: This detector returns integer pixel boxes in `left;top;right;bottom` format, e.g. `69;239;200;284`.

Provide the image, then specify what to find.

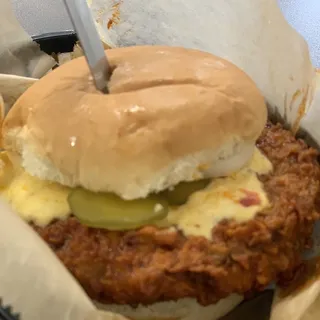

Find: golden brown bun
95;295;243;320
2;46;267;199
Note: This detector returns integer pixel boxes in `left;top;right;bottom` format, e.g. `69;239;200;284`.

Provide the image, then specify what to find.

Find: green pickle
68;188;169;230
165;179;211;206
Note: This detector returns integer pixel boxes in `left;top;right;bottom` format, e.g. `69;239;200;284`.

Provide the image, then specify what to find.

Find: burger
0;46;319;320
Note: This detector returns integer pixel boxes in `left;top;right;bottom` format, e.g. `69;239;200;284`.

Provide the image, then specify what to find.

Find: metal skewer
62;0;110;93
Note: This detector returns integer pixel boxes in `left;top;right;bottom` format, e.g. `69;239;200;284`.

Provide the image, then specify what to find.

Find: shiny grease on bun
2;46;267;200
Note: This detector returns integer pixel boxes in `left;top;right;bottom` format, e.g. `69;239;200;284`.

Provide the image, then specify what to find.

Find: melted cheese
0;152;71;226
159;148;272;238
0;148;272;238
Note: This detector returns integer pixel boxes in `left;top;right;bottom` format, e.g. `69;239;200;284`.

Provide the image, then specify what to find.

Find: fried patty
34;123;320;306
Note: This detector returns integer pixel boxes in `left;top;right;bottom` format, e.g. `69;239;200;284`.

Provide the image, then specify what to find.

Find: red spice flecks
239;189;261;207
107;1;122;29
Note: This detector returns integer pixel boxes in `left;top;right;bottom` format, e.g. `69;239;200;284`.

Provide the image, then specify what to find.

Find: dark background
11;0;320;67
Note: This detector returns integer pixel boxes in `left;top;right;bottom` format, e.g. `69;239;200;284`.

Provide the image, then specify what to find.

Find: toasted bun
2;46;267;199
95;295;243;320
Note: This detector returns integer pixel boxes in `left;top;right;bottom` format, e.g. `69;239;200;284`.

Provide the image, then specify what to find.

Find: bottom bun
95;295;243;320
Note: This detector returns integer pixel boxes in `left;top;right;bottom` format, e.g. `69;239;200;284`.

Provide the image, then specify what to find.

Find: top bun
2;46;267;200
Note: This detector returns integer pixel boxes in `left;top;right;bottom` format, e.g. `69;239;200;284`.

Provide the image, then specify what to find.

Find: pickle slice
68;188;169;230
165;179;211;206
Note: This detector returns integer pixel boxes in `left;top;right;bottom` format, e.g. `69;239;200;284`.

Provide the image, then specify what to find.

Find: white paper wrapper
0;0;55;78
88;0;318;134
0;200;95;320
0;74;37;115
1;0;320;319
270;258;320;320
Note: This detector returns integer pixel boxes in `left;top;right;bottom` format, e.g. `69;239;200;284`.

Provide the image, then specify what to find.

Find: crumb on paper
292;86;311;135
283;93;288;124
197;163;210;171
289;89;302;112
96;9;104;24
